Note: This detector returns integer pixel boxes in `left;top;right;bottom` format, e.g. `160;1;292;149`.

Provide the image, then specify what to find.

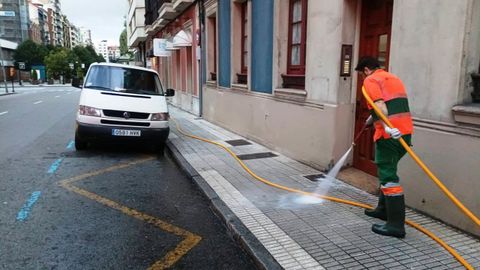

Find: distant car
72;63;175;151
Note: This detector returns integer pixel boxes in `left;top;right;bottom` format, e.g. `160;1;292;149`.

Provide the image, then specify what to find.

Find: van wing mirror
166;88;175;97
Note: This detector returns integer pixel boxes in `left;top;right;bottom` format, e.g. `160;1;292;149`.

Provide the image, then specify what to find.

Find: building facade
144;0;200;114
62;15;71;48
28;1;42;44
30;1;50;45
126;0;147;66
69;24;80;48
0;0;30;44
107;45;121;62
0;38;18;81
42;0;63;46
79;27;93;47
96;40;109;62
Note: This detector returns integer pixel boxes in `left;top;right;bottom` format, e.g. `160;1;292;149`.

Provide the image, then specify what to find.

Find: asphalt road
0;86;256;269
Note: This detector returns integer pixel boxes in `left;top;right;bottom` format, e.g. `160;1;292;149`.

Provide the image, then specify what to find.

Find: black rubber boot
372;195;406;238
364;193;387;220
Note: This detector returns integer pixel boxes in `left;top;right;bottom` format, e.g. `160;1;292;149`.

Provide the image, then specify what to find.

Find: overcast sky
61;0;128;47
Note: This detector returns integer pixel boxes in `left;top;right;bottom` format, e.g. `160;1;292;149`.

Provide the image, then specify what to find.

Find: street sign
18;62;25;70
0;11;16;17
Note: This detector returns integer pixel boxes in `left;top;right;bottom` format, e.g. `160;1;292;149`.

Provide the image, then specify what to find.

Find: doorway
353;0;393;176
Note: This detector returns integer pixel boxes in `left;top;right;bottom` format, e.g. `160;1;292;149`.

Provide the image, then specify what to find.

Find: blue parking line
66;140;75;150
48;158;63;174
16;191;42;221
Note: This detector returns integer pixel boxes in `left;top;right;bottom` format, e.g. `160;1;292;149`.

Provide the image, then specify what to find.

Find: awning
172;30;192;47
166;38;179;50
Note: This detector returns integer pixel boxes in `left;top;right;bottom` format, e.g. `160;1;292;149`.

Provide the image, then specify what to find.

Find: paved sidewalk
167;106;480;270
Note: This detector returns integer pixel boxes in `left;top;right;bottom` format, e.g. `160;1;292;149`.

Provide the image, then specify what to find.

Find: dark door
353;0;393;176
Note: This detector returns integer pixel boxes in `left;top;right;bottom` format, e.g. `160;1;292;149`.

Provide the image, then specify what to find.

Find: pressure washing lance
325;122;369;179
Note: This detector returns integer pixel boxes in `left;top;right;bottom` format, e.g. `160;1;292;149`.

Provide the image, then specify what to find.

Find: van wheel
75;134;88;150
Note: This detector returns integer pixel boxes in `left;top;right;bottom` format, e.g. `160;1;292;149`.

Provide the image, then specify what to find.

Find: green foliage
96;53;106;62
44;49;70;80
13;40;48;68
72;46;96;69
16;40;107;80
120;29;128;56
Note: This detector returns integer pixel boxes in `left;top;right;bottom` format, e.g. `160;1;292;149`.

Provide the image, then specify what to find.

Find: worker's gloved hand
365;115;374;126
384;126;402;139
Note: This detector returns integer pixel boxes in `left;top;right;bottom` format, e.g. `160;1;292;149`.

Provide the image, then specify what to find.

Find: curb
166;140;283;270
0;92;16;97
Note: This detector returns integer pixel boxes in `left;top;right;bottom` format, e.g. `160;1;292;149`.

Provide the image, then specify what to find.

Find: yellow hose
362;86;480;228
172;118;473;270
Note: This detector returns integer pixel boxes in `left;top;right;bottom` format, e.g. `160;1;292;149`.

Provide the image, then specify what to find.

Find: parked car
72;62;175;151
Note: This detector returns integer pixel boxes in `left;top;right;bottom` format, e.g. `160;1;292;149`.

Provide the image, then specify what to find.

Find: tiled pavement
167;106;480;270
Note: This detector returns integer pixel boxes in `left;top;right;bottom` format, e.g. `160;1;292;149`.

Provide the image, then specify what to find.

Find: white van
72;63;174;151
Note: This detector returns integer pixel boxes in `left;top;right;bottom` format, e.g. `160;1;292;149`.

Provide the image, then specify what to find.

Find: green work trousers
375;135;412;185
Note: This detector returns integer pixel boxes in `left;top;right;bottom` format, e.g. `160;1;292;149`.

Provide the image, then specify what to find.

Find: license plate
112;129;141;137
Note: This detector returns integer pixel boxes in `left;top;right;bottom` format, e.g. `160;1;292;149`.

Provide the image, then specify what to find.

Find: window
281;0;307;89
287;0;307;74
241;2;248;74
84;66;164;95
207;15;217;81
235;1;248;84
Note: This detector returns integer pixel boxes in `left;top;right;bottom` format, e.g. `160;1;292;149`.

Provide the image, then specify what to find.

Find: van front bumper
76;122;170;144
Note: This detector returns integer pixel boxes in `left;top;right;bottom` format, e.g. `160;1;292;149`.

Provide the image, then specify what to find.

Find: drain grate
237;152;277;160
225;139;252;146
304;173;326;182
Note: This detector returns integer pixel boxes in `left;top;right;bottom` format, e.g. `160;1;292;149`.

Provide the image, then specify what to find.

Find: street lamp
0;39;8;93
0;5;9;92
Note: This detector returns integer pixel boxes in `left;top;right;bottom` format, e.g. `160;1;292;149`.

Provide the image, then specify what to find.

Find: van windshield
84;65;164;95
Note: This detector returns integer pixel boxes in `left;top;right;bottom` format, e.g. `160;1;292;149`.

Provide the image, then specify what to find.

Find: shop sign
153;38;171;57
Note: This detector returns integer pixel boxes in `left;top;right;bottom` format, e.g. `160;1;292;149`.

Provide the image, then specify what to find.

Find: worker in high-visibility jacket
355;56;414;238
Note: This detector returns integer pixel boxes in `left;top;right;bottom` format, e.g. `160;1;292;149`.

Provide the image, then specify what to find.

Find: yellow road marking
58;156;202;269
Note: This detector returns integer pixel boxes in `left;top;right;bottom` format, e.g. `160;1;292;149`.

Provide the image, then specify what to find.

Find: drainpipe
198;0;206;117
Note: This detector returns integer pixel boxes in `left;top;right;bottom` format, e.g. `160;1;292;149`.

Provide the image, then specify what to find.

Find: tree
85;45;105;63
72;46;96;69
44;49;70;80
13;40;48;69
120;29;129;56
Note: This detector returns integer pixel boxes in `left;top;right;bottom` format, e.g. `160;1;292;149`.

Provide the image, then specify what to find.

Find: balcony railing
159;1;177;20
145;0;171;26
172;0;194;12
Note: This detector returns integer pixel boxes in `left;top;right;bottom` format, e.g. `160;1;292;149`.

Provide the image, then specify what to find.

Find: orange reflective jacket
364;69;414;141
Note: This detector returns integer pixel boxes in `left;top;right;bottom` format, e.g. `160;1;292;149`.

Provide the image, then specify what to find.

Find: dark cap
355;56;380;71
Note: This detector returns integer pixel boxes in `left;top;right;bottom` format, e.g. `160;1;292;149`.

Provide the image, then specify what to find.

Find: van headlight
79;105;101;117
151;113;169;121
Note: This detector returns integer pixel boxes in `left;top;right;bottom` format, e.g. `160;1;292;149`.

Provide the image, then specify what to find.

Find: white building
107;45;121;62
96;40;109;62
69;24;81;48
79;27;93;47
126;0;147;66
